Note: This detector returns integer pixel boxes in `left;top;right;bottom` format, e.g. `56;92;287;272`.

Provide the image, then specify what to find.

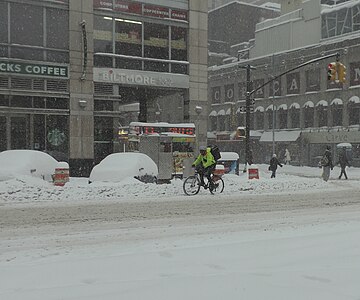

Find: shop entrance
10;115;29;149
0;114;69;161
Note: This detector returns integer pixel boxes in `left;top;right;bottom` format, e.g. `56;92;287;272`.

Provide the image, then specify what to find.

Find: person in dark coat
338;146;350;179
269;154;282;178
321;145;333;182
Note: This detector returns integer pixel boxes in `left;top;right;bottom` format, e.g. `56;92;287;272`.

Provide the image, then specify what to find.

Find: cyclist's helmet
199;145;207;154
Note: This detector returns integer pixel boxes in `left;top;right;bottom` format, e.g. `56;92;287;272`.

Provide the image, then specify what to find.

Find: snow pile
0;164;352;204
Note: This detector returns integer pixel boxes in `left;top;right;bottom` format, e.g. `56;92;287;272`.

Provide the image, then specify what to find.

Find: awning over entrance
330;98;343;105
316;100;328;107
260;130;301;142
349;96;360;104
209;110;217;117
217;109;225;116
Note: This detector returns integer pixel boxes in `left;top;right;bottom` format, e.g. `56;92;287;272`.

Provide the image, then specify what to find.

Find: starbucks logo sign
47;129;66;146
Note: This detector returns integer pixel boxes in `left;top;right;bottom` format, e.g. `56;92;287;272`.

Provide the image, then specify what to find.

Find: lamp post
194;105;203;149
239;64;256;172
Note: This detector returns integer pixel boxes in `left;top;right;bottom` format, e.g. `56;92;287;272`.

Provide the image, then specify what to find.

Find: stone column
189;0;208;147
68;0;94;176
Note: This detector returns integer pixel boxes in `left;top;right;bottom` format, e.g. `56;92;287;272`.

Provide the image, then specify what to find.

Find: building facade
0;0;208;176
208;0;360;166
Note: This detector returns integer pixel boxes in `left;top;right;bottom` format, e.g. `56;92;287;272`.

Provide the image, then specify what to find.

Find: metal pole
245;65;251;172
272;54;275;155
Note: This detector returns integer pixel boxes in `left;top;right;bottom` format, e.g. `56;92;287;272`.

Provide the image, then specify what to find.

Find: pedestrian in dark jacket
269;154;282;178
321;145;333;182
338;147;350;179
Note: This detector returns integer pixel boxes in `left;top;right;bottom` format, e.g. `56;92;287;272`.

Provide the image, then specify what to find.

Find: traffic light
337;62;347;83
327;62;337;81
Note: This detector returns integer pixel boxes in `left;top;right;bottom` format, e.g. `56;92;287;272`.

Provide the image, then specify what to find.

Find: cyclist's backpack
209;145;221;161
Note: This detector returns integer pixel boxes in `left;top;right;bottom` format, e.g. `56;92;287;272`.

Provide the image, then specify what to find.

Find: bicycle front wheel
210;176;224;195
183;175;201;196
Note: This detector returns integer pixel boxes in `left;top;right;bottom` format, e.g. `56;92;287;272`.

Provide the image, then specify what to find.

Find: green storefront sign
0;60;68;78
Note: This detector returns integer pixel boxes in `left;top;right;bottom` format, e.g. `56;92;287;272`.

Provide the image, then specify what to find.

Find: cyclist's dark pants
195;164;216;185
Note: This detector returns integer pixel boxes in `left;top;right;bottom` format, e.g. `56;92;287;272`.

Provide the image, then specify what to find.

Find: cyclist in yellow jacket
192;145;216;189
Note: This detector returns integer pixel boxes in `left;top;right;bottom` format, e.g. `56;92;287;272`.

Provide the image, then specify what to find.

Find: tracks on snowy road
1;187;359;229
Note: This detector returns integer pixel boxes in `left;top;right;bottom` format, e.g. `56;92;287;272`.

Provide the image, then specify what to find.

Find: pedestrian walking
320;145;333;182
284;148;291;165
269;154;283;178
338;146;350;179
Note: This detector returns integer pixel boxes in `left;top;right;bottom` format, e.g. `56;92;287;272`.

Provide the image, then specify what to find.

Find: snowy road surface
1;165;360;299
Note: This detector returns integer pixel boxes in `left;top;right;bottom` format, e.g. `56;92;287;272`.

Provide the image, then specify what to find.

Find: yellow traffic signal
337;62;347;83
327;62;337;81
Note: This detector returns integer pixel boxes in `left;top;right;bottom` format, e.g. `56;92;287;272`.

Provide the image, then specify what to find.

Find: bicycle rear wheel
209;176;224;195
183;175;201;196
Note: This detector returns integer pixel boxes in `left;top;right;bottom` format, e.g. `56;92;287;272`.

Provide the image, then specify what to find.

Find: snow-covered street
1;165;360;299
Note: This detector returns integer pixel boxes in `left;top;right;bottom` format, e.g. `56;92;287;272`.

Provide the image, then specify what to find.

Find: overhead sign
0;60;68;78
94;68;189;89
93;0;188;21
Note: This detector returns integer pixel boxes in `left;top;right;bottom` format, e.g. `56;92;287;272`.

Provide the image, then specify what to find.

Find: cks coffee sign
93;0;188;21
0;60;68;78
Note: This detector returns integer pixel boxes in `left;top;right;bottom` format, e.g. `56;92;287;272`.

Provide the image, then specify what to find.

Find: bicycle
183;170;224;196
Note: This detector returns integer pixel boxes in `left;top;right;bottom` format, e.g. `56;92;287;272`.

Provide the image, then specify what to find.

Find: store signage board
93;0;188;21
0;60;68;79
94;68;189;89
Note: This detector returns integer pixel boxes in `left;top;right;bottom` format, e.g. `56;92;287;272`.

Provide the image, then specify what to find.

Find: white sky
1;164;360;300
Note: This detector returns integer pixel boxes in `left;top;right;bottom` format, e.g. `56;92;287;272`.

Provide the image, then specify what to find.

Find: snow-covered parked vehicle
0;150;58;182
89;152;158;184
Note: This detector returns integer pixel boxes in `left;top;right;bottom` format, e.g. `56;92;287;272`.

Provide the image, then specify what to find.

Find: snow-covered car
0;150;58;181
89;152;158;183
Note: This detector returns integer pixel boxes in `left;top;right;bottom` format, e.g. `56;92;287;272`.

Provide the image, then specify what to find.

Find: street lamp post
240;64;256;172
194;105;203;149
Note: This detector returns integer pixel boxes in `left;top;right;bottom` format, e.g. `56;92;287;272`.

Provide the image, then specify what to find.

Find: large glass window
278;109;287;129
331;104;343;126
144;22;169;72
10;3;43;46
0;2;8;43
304;107;314;128
46;8;69;49
115;18;142;56
93;14;188;73
94;16;113;53
289;108;300;128
317;106;328;127
0;116;6;151
349;102;360;125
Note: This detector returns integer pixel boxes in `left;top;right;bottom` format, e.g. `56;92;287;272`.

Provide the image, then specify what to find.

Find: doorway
10;115;29;149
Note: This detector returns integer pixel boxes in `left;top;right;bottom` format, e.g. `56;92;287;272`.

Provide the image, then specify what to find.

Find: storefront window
331;105;342;126
290;108;300;128
46;8;69;49
144;22;169;59
0;2;8;43
317;106;328;127
171;26;187;61
349;103;360;125
46;51;69;63
255;112;264;129
267;110;274;129
46;97;69;109
0;95;9;107
115;18;142;56
94;15;113;53
10;3;43;46
10;46;43;61
304;107;314;128
94;100;113;111
10;96;32;108
278;109;287;129
0;116;6;151
46;115;69;158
